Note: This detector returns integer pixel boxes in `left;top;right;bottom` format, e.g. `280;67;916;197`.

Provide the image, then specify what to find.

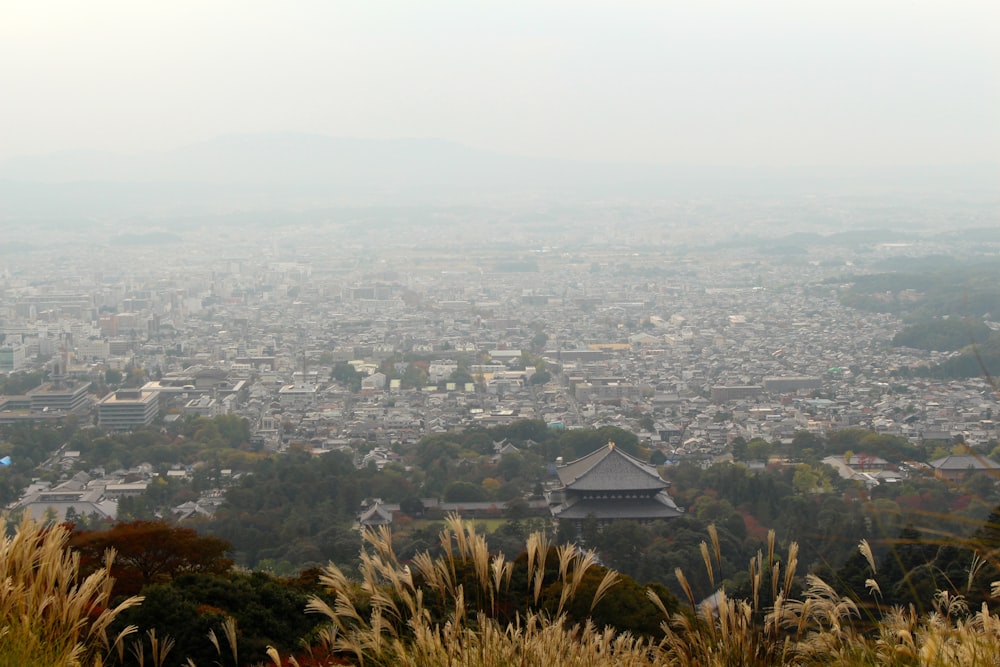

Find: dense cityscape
4;190;1000;666
2;205;999;521
3;1;999;664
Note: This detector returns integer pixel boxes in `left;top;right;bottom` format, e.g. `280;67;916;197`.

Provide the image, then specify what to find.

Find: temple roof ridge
556;441;667;491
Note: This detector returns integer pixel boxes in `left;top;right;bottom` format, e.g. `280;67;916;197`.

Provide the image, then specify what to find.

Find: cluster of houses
10;450;229;524
2;226;1000;525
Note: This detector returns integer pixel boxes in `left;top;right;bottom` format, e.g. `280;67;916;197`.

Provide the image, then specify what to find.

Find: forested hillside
838;261;1000;320
892;318;992;351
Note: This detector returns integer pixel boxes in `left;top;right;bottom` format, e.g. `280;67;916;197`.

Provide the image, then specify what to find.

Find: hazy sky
2;1;997;167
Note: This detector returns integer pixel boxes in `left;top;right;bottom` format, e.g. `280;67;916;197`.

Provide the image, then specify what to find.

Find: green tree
443;481;489;503
747;438;772;462
592;521;652;578
530;331;548;353
878;525;939;610
637;414;655;432
449;368;475;385
0;370;46;395
332;361;363;391
792;464;820;494
528;369;552;385
730;436;748;461
400;496;425;517
892;318;992;352
115;571;327;667
124;366;147;387
402;362;429;389
559;426;640;459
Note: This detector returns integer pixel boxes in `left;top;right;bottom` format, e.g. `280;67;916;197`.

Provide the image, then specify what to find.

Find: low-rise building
14;487;117;523
929;454;1000;482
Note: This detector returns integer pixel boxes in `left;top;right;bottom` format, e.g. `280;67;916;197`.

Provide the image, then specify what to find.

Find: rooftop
556;442;668;492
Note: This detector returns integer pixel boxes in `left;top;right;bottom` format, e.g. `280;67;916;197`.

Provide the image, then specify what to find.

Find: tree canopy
69;520;233;597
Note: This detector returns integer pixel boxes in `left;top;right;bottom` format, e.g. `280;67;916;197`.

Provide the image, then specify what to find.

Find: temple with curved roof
546;441;683;534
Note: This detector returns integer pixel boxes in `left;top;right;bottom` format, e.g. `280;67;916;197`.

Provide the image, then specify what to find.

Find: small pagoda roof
358;502;393;526
556;441;668;492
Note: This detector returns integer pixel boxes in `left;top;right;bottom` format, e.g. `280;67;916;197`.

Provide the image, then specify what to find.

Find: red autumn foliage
739;509;770;542
69;520;233;597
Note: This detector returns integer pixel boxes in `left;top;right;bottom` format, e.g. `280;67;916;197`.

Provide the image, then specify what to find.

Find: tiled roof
557;442;668;492
929;455;1000;471
359;503;393;525
552;491;683;520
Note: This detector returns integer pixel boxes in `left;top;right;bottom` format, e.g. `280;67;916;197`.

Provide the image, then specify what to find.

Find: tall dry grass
259;518;1000;667
0;515;142;667
296;514;650;667
657;529;1000;667
6;509;997;667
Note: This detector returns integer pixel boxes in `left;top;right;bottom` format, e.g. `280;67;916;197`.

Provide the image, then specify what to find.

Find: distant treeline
840;263;1000;320
897;336;1000;381
888;318;1000;380
892;318;993;351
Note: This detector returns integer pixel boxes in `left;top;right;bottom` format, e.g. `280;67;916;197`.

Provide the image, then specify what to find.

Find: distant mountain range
0;133;996;218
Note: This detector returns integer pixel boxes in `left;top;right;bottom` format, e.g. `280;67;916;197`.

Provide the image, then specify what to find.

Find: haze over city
2;1;998;169
4;4;1000;665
